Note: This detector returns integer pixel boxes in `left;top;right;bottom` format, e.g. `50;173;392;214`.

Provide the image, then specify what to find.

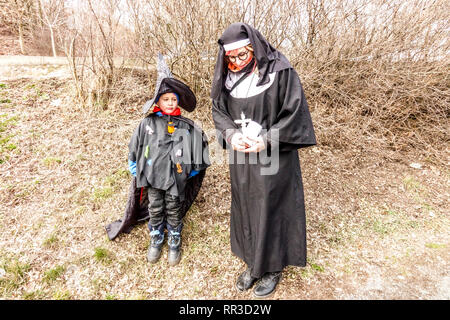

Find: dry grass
1;0;449;300
0;74;448;299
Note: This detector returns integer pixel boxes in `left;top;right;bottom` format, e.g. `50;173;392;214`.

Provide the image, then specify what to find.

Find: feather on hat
143;53;196;114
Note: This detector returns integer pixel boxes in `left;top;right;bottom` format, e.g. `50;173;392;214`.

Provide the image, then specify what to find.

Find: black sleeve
211;99;240;149
262;68;316;151
128;122;142;162
191;126;211;171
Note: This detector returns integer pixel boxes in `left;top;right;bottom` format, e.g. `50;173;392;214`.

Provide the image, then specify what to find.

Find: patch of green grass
328;234;343;245
0;83;6;89
53;290;71;300
43;234;59;248
129;293;148;300
22;290;46;300
74;206;88;215
5;143;16;151
43;157;62;167
43;265;65;283
0;115;18;132
105;293;117;300
384;208;400;215
425;243;446;249
372;219;390;235
94;247;111;263
209;265;219;274
93;186;113;200
402;176;429;201
38;92;50;100
300;268;311;279
91;277;107;293
0;136;13;153
104;169;129;187
71;190;91;206
0;135;12;145
0;258;31;293
0;99;11;104
310;262;325;272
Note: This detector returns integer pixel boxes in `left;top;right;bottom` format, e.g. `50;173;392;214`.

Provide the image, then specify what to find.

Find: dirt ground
0;62;448;300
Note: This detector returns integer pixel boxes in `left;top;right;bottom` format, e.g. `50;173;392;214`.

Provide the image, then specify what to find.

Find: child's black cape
105;169;205;240
105;117;209;240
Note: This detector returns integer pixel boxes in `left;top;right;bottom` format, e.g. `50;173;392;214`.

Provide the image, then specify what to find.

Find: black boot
167;223;182;266
236;267;258;292
253;271;282;298
147;223;165;263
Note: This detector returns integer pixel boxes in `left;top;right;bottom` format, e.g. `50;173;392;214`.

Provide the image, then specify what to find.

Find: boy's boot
167;223;182;266
147;223;165;263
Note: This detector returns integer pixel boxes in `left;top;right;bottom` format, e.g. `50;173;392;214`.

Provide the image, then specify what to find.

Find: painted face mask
226;47;254;72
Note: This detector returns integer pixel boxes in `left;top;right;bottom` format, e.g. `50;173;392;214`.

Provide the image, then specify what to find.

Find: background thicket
0;0;449;300
1;0;448;159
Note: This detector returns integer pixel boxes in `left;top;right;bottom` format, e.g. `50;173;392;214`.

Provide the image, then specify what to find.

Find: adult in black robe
211;23;316;297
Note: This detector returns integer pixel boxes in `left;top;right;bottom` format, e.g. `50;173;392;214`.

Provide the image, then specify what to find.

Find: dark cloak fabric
143;77;197;114
105;170;206;240
106;115;210;240
211;66;316;278
211;22;292;101
127;113;209;201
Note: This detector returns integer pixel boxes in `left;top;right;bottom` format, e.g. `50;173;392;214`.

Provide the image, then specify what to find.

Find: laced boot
147;224;165;263
253;271;282;298
167;223;182;266
235;267;258;292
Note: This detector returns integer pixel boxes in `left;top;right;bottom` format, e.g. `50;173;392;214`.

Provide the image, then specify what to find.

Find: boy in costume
110;54;210;266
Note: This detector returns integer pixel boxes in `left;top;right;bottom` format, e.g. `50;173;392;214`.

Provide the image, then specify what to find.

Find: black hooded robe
105;115;210;240
213;68;316;278
106;54;210;240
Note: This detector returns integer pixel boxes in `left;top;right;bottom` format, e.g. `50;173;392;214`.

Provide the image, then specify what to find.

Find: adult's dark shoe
235;267;258;292
253;271;282;298
147;225;164;263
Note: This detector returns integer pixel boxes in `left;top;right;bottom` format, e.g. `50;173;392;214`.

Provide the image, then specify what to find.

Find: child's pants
147;187;182;229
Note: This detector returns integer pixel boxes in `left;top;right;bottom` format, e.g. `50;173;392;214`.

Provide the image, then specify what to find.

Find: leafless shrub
38;0;66;57
283;0;449;161
61;0;448;161
0;0;35;54
62;0;135;109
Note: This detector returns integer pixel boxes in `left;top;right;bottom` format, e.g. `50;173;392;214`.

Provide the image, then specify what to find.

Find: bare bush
284;0;450;159
61;0;448;161
0;0;35;54
62;0;136;109
38;0;65;57
123;0;448;160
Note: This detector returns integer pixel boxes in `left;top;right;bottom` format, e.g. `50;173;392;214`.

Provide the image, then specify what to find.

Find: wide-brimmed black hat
143;54;196;114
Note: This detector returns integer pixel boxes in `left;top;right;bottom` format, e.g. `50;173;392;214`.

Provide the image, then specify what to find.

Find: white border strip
223;38;251;51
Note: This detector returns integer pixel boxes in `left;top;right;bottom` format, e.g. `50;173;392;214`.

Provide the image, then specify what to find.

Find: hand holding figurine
242;136;266;153
231;132;248;151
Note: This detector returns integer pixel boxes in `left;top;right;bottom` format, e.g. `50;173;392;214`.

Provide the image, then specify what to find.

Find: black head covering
210;22;292;100
143;54;196;114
